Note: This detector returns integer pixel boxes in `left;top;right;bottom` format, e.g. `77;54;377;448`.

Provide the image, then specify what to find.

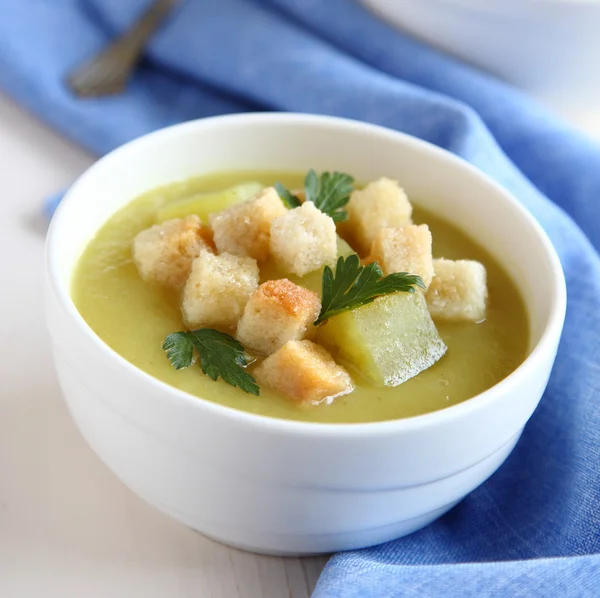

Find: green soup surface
72;171;529;423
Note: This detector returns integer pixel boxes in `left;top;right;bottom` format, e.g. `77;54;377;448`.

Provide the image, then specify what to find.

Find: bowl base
159;500;461;557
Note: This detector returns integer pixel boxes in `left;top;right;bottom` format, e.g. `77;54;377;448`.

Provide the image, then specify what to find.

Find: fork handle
116;0;180;51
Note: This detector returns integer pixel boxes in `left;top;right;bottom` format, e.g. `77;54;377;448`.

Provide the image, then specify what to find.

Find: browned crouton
370;224;434;288
426;258;487;322
345;178;412;255
270;202;337;276
254;340;354;404
132;215;212;290
236;279;321;354
209;187;286;262
181;251;259;330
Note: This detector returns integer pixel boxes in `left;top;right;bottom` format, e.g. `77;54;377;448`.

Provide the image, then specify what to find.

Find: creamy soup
72;171;529;423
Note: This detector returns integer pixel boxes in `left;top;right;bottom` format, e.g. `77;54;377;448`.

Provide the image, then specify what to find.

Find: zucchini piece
317;292;446;386
156;182;264;223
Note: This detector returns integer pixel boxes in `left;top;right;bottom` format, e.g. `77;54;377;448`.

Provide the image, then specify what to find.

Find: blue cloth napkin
3;1;599;595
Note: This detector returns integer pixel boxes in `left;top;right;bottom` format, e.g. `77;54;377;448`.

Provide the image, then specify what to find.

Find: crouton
237;280;321;354
209;187;286;262
254;340;354;404
345;178;413;255
181;251;259;330
132;215;212;290
426;258;487;322
370;224;434;288
269;202;337;276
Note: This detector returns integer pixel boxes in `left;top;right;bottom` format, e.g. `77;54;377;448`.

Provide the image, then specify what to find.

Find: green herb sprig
274;182;301;209
162;329;259;395
315;254;425;326
275;169;354;221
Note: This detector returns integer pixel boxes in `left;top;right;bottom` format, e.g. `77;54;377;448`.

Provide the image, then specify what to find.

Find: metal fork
66;0;181;98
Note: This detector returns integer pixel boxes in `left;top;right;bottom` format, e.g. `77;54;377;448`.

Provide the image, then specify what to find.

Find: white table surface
0;93;327;598
0;90;598;598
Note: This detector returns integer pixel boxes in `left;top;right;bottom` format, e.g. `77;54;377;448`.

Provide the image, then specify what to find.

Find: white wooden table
0;91;597;598
0;94;327;598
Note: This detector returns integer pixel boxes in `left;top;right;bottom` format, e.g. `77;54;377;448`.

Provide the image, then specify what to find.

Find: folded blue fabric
2;1;599;595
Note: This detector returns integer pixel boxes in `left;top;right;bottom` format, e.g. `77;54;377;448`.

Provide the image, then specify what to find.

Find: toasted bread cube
237;280;321;355
260;234;357;295
269;202;337;276
182;251;259;329
132;215;212;290
426;258;487;322
345;178;412;255
370;224;433;288
254;340;354;404
209;187;286;262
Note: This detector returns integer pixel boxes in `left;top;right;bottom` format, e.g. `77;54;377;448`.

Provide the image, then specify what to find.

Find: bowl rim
361;0;600;19
46;112;567;438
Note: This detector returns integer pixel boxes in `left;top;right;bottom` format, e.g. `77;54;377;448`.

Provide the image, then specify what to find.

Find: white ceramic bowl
361;0;600;132
45;114;566;556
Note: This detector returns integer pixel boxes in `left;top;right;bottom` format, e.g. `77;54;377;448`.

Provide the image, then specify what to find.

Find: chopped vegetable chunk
181;251;259;330
155;182;264;223
344;178;412;255
270;202;337;277
315;254;424;326
370;224;434;288
132;215;212;290
254;340;354;403
426;258;487;322
209;187;286;262
317;292;447;386
237;280;321;355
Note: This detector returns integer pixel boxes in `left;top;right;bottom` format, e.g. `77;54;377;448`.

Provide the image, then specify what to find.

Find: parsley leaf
304;169;354;222
162;329;259;395
275;170;354;221
274;182;301;208
163;332;195;369
315;255;425;325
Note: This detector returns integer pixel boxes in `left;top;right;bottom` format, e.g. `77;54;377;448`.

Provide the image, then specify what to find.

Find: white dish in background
45;113;566;556
361;0;600;135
